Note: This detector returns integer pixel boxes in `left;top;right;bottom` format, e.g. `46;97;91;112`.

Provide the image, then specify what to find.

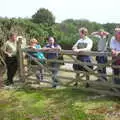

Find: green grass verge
0;88;120;120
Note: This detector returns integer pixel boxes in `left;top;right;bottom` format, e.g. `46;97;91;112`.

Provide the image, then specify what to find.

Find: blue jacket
45;44;59;59
29;44;45;64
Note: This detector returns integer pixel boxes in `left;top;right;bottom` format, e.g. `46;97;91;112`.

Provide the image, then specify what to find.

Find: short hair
47;36;56;41
79;27;88;35
30;38;38;43
9;33;16;37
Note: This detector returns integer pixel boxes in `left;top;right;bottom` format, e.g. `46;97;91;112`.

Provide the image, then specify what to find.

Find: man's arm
2;43;12;57
72;40;80;52
43;45;61;52
91;32;99;35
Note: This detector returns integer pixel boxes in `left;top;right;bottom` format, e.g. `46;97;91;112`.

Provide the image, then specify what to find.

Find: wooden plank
17;41;25;81
77;80;120;89
20;48;120;97
70;55;94;73
75;87;120;97
23;48;112;56
26;78;53;84
24;49;120;68
24;63;120;80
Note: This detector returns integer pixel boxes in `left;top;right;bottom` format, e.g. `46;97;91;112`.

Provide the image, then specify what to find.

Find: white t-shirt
73;37;93;51
110;37;120;51
3;40;17;56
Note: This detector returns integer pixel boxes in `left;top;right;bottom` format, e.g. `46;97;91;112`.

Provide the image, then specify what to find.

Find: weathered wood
17;41;25;81
0;54;6;87
24;48;120;68
23;48;111;56
77;87;120;97
24;63;120;80
25;53;47;70
17;47;120;97
26;78;53;84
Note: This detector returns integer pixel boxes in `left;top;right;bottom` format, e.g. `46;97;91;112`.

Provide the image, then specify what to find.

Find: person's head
17;36;23;40
115;27;120;32
79;27;88;38
17;36;23;44
30;38;38;46
99;29;105;36
9;33;17;42
47;37;55;45
115;32;120;42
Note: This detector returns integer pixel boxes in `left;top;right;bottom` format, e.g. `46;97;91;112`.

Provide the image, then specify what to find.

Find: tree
32;8;55;25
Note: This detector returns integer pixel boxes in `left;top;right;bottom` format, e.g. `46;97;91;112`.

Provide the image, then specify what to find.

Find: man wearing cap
92;29;109;82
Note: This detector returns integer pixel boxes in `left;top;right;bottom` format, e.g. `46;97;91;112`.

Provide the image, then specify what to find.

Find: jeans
50;62;59;87
5;56;18;85
112;61;120;85
36;68;44;81
96;56;107;81
73;56;93;71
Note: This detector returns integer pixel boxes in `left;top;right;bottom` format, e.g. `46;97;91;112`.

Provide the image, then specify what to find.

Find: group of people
1;26;120;89
28;37;61;88
73;27;120;87
1;33;61;88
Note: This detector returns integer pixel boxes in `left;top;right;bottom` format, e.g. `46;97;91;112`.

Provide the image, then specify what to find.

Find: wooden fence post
17;40;24;82
0;51;6;87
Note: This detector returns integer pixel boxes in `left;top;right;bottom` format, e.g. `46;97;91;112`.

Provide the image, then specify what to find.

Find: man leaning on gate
91;29;109;82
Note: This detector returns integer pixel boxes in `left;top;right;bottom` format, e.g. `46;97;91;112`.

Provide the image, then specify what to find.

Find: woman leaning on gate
2;33;18;86
27;38;46;81
43;37;62;88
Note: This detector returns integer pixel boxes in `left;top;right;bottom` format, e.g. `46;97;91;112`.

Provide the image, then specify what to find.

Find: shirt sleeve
56;44;61;50
110;37;116;50
2;42;7;52
72;40;80;50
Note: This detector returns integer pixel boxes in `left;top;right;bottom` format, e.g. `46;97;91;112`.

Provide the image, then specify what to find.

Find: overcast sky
0;0;120;23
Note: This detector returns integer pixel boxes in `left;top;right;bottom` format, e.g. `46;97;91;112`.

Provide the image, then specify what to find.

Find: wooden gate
17;42;120;97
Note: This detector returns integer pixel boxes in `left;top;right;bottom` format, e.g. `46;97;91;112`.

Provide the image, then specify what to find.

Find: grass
0;87;120;120
0;55;119;120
